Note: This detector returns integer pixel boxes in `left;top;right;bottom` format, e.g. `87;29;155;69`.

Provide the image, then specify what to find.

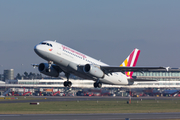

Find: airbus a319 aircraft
34;40;166;88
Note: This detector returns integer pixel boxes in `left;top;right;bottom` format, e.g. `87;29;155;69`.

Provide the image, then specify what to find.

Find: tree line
15;72;42;79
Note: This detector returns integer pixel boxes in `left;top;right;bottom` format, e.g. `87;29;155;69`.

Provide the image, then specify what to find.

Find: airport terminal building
133;68;180;81
132;68;180;88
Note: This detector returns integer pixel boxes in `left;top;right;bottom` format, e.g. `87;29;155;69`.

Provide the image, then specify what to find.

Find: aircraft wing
31;64;39;68
100;66;167;73
31;63;62;71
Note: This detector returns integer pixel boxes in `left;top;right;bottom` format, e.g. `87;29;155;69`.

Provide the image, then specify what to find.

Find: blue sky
1;0;180;75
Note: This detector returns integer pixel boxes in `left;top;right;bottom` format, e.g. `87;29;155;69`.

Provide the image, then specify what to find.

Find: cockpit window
40;42;53;47
41;42;46;45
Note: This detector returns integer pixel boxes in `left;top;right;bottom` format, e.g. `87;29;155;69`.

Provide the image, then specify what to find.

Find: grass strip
0;99;180;114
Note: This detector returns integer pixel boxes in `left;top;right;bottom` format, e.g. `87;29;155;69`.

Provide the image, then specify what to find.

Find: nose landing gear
46;61;53;72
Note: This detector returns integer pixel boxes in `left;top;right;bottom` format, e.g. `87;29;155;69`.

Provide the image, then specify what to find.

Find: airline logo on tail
120;48;140;78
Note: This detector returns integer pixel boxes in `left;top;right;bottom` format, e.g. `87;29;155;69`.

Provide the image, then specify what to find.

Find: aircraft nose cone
34;45;42;55
34;45;38;54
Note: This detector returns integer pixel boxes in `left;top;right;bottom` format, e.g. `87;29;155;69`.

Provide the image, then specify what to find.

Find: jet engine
38;63;60;77
83;64;104;78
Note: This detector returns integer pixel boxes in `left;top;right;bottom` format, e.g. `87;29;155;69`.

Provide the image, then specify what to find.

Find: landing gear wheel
64;73;72;87
64;81;68;87
64;81;72;87
94;82;98;88
94;82;102;88
97;82;102;88
67;81;72;87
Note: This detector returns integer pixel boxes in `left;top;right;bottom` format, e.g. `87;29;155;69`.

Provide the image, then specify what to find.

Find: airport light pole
21;64;23;79
21;64;23;75
33;66;36;88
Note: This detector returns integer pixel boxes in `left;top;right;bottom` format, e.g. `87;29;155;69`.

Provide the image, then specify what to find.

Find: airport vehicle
34;40;166;88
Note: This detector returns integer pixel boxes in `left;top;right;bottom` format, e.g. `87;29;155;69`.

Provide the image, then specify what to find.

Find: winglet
166;67;170;71
120;48;140;78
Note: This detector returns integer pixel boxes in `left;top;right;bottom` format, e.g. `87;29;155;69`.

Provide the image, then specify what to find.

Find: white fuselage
34;40;128;85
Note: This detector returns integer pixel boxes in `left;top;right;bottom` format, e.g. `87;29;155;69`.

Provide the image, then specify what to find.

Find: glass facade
133;71;180;77
133;70;180;81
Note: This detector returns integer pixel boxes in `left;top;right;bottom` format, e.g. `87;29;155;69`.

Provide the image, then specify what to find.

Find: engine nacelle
83;64;104;78
38;63;59;77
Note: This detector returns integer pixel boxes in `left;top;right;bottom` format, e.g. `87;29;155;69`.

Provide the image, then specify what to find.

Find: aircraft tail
120;48;140;78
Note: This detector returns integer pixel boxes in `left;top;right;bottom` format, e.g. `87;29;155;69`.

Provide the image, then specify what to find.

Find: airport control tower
3;69;14;81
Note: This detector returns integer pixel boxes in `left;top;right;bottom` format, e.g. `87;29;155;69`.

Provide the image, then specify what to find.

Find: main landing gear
94;81;102;88
64;81;72;87
64;73;72;87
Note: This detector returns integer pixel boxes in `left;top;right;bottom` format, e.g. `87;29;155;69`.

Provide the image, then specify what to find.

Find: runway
1;96;180;104
1;113;180;120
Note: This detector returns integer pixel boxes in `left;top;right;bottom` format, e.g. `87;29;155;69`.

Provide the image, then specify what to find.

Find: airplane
34;40;167;88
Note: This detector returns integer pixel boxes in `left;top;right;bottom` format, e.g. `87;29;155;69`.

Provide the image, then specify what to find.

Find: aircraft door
57;44;62;55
